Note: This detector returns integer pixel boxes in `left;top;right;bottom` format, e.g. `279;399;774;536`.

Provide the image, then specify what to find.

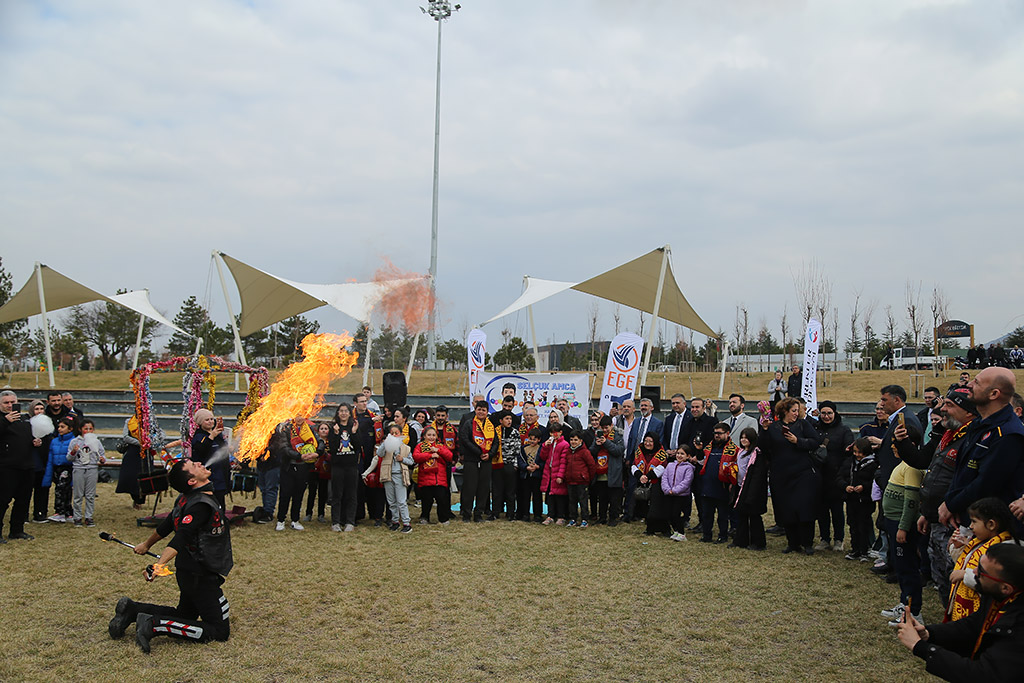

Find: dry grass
6;367;1017;403
0;482;940;682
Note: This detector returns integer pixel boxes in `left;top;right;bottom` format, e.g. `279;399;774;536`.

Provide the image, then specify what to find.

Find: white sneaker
832;540;844;552
331;524;342;532
343;524;355;532
291;521;305;531
47;514;65;523
275;521;285;531
813;540;830;551
868;549;883;561
670;532;685;542
302;514;312;522
881;604;904;620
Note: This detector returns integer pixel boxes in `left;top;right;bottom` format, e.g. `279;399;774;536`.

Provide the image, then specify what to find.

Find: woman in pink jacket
540;420;569;525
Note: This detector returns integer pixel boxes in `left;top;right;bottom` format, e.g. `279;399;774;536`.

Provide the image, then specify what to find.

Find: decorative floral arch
129;355;270;456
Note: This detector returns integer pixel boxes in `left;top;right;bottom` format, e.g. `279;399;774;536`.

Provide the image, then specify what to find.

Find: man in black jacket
109;459;234;653
0;391;36;542
916;387;941;441
786;365;803;398
459;400;493;522
898;543;1024;681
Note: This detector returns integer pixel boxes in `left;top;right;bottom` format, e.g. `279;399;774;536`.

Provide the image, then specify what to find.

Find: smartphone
10;402;21;414
216;417;224;429
897;413;905;429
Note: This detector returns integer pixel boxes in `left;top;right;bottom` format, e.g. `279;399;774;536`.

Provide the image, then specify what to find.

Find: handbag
116;438;130;455
811;437;829;466
634;482;651;502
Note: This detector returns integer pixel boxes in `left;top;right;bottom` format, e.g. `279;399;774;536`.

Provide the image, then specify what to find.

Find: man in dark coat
0;391;37;542
787;365;803;398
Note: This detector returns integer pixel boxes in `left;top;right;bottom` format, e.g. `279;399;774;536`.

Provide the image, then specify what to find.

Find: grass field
6;367;1016;403
0;483;939;682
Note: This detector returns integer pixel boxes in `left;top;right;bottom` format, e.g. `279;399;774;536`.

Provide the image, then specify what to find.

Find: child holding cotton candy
67;418;106;527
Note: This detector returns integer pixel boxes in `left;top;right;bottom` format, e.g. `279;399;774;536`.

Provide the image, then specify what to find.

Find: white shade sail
217;252;426;336
482;247;717;338
0;264;185;334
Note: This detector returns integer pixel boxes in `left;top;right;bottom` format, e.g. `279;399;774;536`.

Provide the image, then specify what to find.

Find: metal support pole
35;263;55;388
213;251;247;389
131;310;146;372
407;332;421;380
718;340;730;399
362;320;373;388
639;247;669;386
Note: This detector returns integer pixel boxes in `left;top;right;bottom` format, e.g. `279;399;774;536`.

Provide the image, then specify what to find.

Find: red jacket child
564;442;597;485
412;440;453;488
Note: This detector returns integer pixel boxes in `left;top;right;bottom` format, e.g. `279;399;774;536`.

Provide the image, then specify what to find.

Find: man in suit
916;387;941;442
622;397;663;522
725;394;758;447
661;394;690;454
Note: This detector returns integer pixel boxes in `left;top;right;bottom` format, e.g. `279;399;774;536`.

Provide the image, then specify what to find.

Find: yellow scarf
949;530;1014;622
473;417;495;453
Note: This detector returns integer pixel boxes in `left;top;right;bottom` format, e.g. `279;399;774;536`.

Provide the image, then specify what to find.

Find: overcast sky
2;0;1022;354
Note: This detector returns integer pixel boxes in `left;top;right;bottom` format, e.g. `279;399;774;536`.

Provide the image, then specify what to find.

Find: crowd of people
5;372;1024;676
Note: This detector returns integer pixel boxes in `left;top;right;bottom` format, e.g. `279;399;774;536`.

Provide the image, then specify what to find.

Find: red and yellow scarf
973;593;1020;657
947;530;1014;622
431;420;458;451
634;446;668;478
473;416;495;454
290;419;317;456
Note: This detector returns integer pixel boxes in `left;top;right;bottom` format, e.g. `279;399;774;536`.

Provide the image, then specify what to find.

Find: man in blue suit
623;397;663;522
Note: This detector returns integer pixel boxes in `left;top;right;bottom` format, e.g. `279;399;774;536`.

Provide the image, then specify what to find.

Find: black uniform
122;484;233;648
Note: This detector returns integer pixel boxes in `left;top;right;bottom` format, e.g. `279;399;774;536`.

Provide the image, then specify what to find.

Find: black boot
109;597;137;639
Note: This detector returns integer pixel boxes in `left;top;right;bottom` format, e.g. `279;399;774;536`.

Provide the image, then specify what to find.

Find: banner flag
598;333;645;415
801;319;822;409
467;329;487;404
476;371;589;426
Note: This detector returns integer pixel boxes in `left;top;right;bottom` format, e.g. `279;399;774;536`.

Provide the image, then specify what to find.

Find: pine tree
0;257;29;364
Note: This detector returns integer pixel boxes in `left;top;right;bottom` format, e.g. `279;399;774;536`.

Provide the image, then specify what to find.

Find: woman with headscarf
191;408;229;509
813;400;855;552
116;415;167;510
633;433;670;536
760;397;823;554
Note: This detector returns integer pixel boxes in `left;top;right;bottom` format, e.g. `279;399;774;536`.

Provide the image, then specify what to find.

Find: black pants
491;467;517;519
0;467;33;536
277;464;306;523
546;493;567;520
734;508;766;549
567;484;589;522
133;570;229;644
330;464;359;526
305;474;329;518
592;481;610;522
847;498;874;555
665;494;686;534
701;496;730;541
680;493;693;526
517;478;543;520
784;521;815;550
32;471;50;520
460;457;491;519
817;495;845;543
623;474;638;521
885;517;922;611
419;485;451;522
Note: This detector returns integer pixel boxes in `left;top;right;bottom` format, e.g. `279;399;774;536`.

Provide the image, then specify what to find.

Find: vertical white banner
598;333;645;415
801;319;822;409
467;329;487;404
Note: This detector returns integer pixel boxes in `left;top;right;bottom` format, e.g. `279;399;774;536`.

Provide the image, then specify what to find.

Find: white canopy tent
214;252;427;385
481;246;719;385
0;263;188;387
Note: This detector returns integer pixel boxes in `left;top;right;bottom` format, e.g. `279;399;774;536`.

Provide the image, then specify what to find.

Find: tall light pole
421;0;459;371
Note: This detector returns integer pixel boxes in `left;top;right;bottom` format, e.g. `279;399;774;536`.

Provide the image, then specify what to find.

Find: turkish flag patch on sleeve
182;515;193;524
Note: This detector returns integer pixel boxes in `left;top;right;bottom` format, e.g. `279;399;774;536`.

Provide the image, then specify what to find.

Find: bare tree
779;303;790;370
587;302;600;364
739;303;750;374
930;286;950;354
815;275;834;353
862;297;878;367
884;305;898;352
905;280;926;370
792;260;820;328
831;307;840;370
848;289;862;352
612;304;621;336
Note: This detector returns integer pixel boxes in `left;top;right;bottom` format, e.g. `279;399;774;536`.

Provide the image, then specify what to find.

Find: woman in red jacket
540;421;569;525
412;426;454;524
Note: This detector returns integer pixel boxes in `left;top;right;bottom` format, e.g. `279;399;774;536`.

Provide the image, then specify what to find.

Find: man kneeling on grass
897;543;1024;680
108;459;233;653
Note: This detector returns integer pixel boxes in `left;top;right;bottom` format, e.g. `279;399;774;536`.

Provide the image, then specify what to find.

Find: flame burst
372;258;436;334
151;563;174;577
235;332;359;464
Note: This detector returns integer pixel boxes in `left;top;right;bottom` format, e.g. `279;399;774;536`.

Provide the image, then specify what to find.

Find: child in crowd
661;444;695;541
839;437;878;561
589;415;624;526
363;424;415;533
564;430;596;528
66;418;106;527
540;422;569;525
44;415;76;523
490;410;520;521
879;453;925;627
732;429;769;550
412;426;454;524
517;428;545;522
946;497;1018;622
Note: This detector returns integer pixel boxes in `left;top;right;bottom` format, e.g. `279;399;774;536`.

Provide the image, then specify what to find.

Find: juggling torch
99;531;174;579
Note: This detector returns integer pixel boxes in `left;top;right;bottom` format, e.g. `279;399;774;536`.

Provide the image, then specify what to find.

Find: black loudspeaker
383;371;407;408
639;385;661;410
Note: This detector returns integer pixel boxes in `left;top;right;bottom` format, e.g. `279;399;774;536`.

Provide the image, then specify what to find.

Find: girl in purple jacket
662;444;696;541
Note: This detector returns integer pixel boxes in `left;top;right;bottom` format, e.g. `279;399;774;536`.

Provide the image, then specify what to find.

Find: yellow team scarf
473;417;495;453
948;530;1014;622
290;420;317;456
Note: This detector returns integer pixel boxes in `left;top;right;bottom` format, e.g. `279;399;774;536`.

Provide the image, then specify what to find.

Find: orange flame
372;258;436;334
151;563;174;577
235;332;359;464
